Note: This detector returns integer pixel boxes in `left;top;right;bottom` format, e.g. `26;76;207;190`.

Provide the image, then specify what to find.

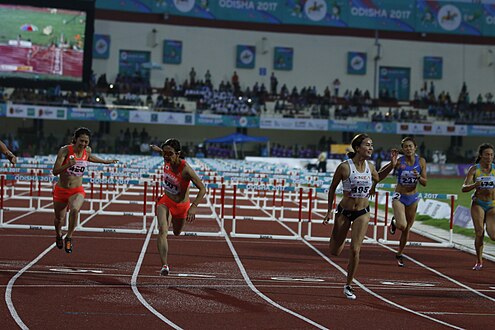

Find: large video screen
0;0;94;90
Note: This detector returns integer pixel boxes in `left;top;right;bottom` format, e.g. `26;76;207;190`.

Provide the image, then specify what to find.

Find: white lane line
208;196;329;330
4;187;135;329
377;242;495;303
5;244;55;330
130;217;182;330
253;205;463;330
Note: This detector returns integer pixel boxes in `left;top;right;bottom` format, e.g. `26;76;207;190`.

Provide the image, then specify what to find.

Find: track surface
1;188;495;329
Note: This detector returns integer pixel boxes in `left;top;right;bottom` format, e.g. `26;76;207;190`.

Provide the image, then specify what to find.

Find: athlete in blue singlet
389;137;427;267
462;143;495;271
323;134;398;300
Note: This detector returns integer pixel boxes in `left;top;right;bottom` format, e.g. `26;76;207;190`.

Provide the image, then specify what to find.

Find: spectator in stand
332;78;341;97
189;67;196;86
232;71;240;95
270;72;278;96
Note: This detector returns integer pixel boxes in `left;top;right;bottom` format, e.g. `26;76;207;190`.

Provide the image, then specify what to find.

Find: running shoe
55;235;63;249
472;263;483;271
64;237;72;254
343;285;356;300
396;254;405;267
389;217;396;235
160;265;170;276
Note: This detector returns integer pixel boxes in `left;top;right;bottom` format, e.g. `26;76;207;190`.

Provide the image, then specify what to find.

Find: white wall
93;19;495;99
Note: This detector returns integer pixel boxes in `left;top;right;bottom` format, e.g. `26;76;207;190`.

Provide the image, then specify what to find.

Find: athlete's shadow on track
168;287;267;312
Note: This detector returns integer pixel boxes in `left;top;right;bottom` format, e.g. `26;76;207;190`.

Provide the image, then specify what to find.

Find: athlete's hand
322;210;332;225
186;205;196;223
68;155;76;166
390;149;399;167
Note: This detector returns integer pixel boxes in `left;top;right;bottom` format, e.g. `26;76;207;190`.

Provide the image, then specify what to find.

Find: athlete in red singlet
151;138;206;275
52;127;118;253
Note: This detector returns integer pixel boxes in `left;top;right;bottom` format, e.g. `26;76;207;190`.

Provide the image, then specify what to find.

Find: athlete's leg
397;202;419;255
65;193;85;239
346;214;370;285
53;201;68;238
329;213;351;256
471;204;486;264
392;199;407;231
157;204;172;266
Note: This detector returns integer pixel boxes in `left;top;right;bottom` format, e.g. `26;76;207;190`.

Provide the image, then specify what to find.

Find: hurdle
0;174;153;234
222;183;317;240
377;191;457;247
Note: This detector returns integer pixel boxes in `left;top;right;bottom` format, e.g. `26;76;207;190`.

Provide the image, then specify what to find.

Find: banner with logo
196;114;259;128
328;120;360;132
423;56;442;79
397;123;467;136
347;52;367;75
357;122;396;134
348;0;415;32
6;103;67;120
204;0;283;23
95;1;495;37
163;40;182;64
93;34;111;59
119;50;151;79
67;108;129;122
260;117;327;131
416;1;483;35
379;66;411;101
236;45;256;69
282;0;349;27
129;110;194;125
273;47;293;71
467;125;495;136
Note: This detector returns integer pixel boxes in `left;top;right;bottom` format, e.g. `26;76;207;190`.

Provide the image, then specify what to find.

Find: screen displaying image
0;0;94;89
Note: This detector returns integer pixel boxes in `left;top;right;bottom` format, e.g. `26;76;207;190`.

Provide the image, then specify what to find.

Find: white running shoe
160;265;170;276
472;263;483;271
344;285;356;300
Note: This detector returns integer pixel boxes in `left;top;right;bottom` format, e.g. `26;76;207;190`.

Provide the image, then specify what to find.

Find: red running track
1;192;495;329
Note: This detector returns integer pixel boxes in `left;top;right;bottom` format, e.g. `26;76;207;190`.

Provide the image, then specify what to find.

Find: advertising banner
236;45;256;69
423;56;442;79
397;123;467;136
6;103;67;120
68;108;129;122
415;1;483;35
95;1;495;37
93;34;111;59
260;117;327;130
348;0;416;32
196;114;258;128
119;50;151;79
129;110;194;125
379;66;410;101
273;47;293;71
282;0;350;27
163;40;182;64
347;52;367;75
